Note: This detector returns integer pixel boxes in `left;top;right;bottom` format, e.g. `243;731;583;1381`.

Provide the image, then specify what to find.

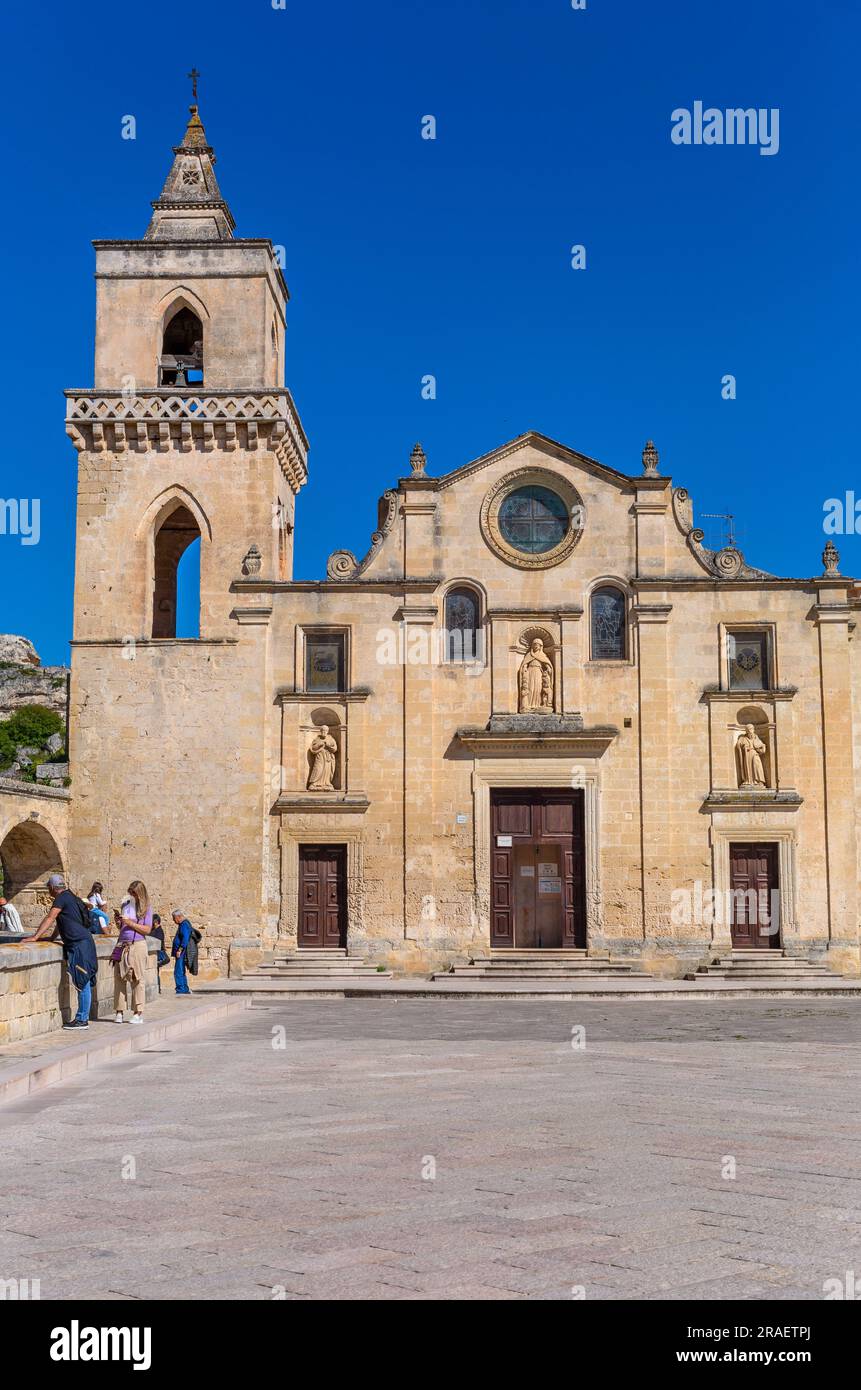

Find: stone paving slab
0;994;251;1103
1;999;861;1300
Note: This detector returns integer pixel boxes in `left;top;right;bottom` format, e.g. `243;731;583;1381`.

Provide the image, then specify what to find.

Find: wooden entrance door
729;843;780;949
490;790;586;948
298;845;347;949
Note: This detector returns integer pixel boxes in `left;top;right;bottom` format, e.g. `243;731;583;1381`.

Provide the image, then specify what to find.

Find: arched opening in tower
159;308;204;386
152;503;202;638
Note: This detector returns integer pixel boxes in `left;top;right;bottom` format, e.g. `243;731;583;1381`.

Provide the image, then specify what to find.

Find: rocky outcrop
0;637;69;786
0;636;69;725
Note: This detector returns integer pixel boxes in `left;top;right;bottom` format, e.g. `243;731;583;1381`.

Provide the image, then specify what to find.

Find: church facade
64;105;861;978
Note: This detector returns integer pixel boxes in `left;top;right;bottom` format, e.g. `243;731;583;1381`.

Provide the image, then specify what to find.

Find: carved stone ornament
642;440;660;476
327;490;398;581
822;538;840;575
409;442;428;477
241;543;262;576
672;487;773;581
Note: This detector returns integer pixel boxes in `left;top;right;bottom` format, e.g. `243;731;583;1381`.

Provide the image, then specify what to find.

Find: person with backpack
85;880;110;933
22;874;98;1029
171;909;199;995
111;880;155;1024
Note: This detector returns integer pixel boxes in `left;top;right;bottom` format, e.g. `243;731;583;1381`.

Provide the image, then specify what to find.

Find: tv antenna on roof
701;512;736;547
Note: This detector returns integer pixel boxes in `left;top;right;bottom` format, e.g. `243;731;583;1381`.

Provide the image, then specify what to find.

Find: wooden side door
298;845;347;949
729;843;780;949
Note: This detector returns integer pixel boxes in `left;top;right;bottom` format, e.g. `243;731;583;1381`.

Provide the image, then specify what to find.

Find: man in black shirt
24;874;99;1029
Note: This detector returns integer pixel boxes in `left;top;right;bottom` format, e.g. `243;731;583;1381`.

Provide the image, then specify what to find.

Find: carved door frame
471;759;603;950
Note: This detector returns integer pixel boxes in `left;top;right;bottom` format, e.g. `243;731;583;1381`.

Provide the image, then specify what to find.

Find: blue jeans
75;979;93;1023
174;954;190;994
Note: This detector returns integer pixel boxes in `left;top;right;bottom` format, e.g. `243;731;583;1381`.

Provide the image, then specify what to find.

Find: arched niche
0;820;64;930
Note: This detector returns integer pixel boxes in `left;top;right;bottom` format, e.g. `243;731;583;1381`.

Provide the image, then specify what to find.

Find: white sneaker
115;1012;125;1024
130;1014;143;1025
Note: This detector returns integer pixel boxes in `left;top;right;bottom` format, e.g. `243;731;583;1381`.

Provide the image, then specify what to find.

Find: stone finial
822;538;841;576
241;544;262;577
409;443;427;478
642;440;660;476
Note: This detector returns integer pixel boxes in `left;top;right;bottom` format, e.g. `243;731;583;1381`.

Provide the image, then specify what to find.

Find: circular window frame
479;467;585;569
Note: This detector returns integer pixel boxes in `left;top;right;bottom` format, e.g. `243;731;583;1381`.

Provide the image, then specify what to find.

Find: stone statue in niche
736;723;768;789
518;638;554;713
307;725;338;792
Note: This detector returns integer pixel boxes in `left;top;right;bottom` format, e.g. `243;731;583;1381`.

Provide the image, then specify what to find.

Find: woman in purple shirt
112;879;154;1025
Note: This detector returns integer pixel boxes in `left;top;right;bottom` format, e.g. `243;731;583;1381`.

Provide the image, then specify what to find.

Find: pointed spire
145;91;236;242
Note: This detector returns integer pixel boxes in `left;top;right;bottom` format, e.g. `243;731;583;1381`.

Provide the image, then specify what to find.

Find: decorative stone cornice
486;606;583;620
700;686;797;703
631;603;673;624
702;790;803;812
275;688;372;705
273;794;370;814
457;715;617;756
64;389;308;494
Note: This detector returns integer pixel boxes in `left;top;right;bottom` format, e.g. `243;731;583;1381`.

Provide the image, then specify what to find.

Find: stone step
473;949;602;959
254;968;386;977
438;968;652;980
697;968;834;980
454;964;636;975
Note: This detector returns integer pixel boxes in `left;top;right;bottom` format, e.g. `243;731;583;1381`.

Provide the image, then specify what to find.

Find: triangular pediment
435;431;635;492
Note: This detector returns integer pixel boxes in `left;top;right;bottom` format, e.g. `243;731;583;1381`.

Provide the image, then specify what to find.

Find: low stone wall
0;937;160;1043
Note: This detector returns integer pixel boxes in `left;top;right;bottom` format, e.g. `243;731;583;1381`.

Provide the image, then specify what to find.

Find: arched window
590;586;626;660
152;503;202;638
445;587;481;662
159;307;203;386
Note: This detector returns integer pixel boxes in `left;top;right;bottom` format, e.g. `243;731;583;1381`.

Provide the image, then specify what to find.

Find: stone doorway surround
277;825;365;951
470;757;604;952
709;824;797;954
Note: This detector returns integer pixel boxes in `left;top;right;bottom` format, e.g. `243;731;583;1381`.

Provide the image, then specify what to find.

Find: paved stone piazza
1;999;860;1301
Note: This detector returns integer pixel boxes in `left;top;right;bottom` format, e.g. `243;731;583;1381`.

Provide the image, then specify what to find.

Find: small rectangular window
305;633;345;693
727;631;770;691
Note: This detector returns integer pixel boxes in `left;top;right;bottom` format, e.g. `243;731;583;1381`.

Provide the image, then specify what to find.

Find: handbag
110;945;123;963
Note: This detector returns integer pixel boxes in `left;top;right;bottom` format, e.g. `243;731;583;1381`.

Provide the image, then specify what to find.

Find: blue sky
1;0;858;666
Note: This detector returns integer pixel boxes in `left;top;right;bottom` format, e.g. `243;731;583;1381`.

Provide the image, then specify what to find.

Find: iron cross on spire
187;67;200;103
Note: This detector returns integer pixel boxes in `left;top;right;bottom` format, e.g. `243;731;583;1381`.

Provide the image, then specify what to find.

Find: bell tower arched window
159;307;204;386
590;586;626;660
152;503;202;638
444;586;481;662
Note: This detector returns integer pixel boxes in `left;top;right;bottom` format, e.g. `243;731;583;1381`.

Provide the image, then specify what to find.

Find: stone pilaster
633;600;673;945
814;583;859;969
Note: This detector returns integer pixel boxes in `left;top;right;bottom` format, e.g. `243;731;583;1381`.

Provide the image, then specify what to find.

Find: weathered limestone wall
68;633;269;979
0;937;159;1044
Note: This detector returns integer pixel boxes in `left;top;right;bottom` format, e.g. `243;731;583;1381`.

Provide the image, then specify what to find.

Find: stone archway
0;819;64;929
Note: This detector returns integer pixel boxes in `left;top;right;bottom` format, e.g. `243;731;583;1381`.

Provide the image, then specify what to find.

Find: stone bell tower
65;94;308;957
